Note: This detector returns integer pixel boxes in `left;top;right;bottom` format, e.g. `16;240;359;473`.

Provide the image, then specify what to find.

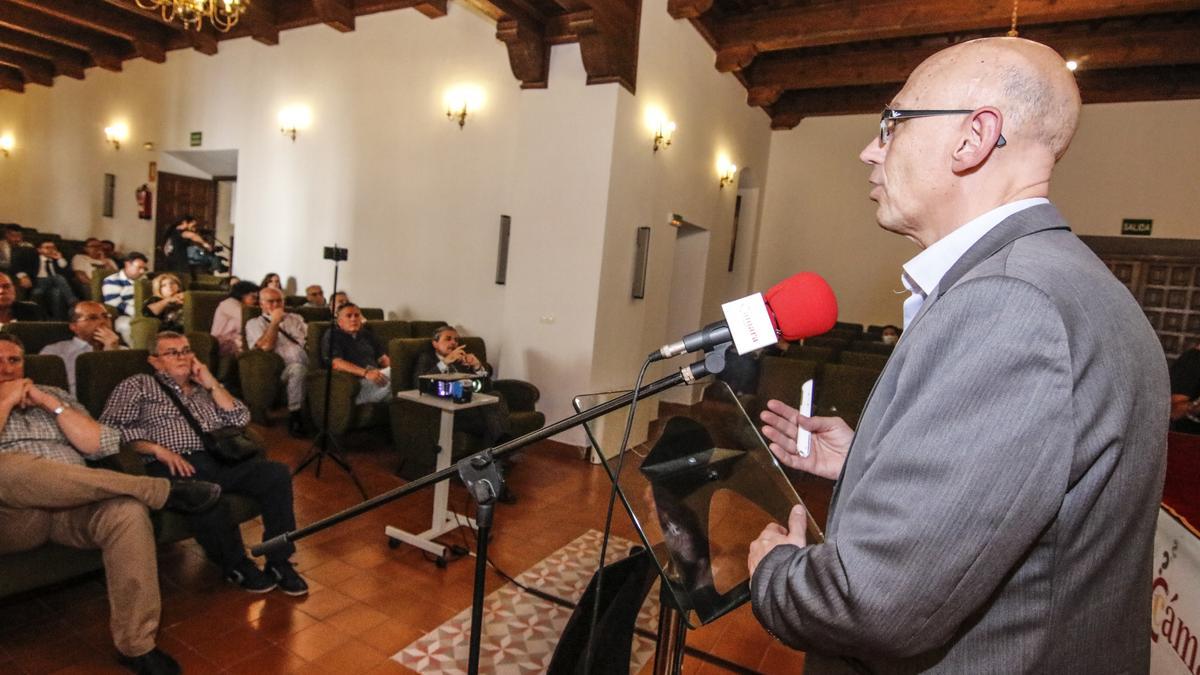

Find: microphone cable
582;354;654;675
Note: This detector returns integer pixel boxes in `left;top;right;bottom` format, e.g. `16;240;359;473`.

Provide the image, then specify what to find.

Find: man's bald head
906;37;1081;160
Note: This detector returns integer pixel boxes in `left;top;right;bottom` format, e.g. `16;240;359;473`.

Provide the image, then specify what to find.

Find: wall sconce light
443;85;484;129
0;133;13;157
104;123;129;150
278;105;312;142
717;156;738;188
645;107;676;152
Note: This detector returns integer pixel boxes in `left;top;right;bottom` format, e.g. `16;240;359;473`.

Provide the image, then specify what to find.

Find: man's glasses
156;347;193;358
879;108;1007;148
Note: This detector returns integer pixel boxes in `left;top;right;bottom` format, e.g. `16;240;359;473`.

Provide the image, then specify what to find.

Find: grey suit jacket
751;204;1169;673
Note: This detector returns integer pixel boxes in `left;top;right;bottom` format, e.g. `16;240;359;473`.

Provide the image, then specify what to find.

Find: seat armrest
492;379;540;412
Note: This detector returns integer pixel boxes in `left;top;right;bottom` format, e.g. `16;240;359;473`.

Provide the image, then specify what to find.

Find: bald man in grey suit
748;38;1169;673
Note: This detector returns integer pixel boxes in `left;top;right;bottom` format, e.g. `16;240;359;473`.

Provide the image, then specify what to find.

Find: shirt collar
901;197;1048;297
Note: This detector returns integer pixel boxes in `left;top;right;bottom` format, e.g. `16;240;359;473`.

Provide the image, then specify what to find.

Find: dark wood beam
667;0;711;20
240;0;280;45
355;0;447;17
0;2;127;70
313;0;356;31
100;0;220;55
0;25;87;78
0;64;24;92
746;20;1200;104
497;17;549;88
568;0;640;92
7;0;169;63
0;45;54;86
1075;64;1200;104
767;83;900;129
712;0;1200;68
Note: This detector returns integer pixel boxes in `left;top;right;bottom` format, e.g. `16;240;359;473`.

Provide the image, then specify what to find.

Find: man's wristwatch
1187;397;1200;424
52;401;68;416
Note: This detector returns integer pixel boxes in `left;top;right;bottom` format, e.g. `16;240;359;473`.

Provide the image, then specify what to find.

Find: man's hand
364;368;388;386
167;292;186;306
748;503;809;576
0;378;30;411
441;346;466;365
462;352;482;370
94;326;121;351
22;383;60;412
151;445;195;477
760;399;853;481
269;307;286;324
189;358;219;390
17;276;31;290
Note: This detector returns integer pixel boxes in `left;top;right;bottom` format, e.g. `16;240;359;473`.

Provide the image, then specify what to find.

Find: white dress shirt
900;198;1049;328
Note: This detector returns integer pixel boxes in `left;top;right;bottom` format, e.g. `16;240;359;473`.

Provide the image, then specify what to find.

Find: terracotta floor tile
310;638;391;673
291;587;357;621
225;643;311;674
275;622;352;662
248;606;321;641
361;657;420;675
302;558;361;587
356;621;425;655
757;641;805;673
324;602;391;635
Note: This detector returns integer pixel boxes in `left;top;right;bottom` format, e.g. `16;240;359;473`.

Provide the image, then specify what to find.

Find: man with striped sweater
101;252;148;345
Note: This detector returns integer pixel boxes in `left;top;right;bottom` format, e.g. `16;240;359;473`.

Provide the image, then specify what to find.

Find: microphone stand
254;352;724;675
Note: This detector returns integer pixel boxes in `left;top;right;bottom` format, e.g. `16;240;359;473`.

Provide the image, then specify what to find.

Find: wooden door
154;172;217;270
1082;236;1200;362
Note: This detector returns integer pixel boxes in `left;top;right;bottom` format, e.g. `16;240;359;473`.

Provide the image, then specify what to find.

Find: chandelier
134;0;248;32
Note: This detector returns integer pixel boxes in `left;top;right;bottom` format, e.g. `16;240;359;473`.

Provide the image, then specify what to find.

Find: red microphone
651;272;838;361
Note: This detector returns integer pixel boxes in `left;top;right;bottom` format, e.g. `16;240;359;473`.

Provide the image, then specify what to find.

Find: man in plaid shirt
0;332;221;675
101;331;308;596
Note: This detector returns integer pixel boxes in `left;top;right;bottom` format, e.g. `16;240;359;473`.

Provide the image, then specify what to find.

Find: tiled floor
0;407;827;674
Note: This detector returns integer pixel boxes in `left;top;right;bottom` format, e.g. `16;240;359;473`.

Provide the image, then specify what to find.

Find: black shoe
287;412;306;438
118;647;180;675
266;561;309;596
163;480;221;514
225;560;277;593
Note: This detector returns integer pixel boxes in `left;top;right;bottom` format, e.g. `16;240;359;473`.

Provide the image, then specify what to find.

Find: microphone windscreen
763;272;838;340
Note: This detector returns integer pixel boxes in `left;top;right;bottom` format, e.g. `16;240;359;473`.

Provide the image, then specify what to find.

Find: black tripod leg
294;431;369;500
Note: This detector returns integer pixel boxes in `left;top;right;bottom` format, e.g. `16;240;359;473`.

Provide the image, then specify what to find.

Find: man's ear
951;107;1004;172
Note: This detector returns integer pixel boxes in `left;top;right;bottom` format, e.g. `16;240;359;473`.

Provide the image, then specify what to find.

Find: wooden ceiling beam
99;0;220;55
7;0;169;63
767;83;899;129
239;0;280;45
0;45;54;86
746;20;1200;104
567;0;640;92
0;2;127;71
1075;64;1200;103
0;26;87;78
0;64;25;92
355;0;448;18
313;0;356;32
497;17;549;88
712;0;1200;69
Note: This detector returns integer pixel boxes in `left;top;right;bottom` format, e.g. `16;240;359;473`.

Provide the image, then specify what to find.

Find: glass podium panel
573;379;823;628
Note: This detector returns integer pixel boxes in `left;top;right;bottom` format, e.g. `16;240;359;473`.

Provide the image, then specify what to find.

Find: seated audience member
322;303;391;404
260;273;282;291
1171;340;1200;435
413;325;511;445
100;331;308;595
303;284;326;308
71;238;118;296
330;291;350;316
246;287;309;436
211;281;259;356
0;272;46;322
0;224;32;272
879;324;901;345
16;240;77;321
142;273;186;334
40;301;125;396
102;252;150;344
0;332;221;675
101;239;123;266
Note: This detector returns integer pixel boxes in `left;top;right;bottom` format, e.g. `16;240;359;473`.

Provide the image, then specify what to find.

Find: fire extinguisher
135;184;153;221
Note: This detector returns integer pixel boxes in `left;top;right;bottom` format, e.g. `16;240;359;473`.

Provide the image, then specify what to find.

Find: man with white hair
750;38;1168;672
246;286;309;436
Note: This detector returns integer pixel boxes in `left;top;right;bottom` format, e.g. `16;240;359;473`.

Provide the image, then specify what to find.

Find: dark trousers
33;275;77;321
458;397;512;446
146;452;296;570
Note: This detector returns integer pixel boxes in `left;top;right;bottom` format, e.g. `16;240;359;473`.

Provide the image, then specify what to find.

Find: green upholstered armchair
238;349;285;424
3;321;73;354
387;336;545;480
815;363;883;429
181;290;226;334
360;307;384;320
129;316;160;350
302;322;390;436
23;354;69;391
292;306;333;323
75;349;154;418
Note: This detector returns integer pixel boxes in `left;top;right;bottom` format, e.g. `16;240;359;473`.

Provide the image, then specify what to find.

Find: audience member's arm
1171;394;1196;421
143;295;176;318
98;376;154;442
23;386;115;456
100;277;129;314
0;378;28;433
128;439;195;477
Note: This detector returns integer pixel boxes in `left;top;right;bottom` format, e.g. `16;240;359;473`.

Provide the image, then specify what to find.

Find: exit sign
1121;219;1152;236
189;131;202;147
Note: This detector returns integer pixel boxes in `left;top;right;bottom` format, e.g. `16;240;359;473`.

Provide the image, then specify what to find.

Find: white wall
755;99;1200;327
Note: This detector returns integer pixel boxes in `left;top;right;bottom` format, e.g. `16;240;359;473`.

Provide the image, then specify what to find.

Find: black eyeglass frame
879;108;1007;148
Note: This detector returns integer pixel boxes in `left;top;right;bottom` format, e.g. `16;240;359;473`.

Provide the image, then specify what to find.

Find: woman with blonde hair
142;273;186;333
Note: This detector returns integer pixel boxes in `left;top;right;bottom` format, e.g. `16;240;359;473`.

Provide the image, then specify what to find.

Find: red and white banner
1151;507;1200;674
